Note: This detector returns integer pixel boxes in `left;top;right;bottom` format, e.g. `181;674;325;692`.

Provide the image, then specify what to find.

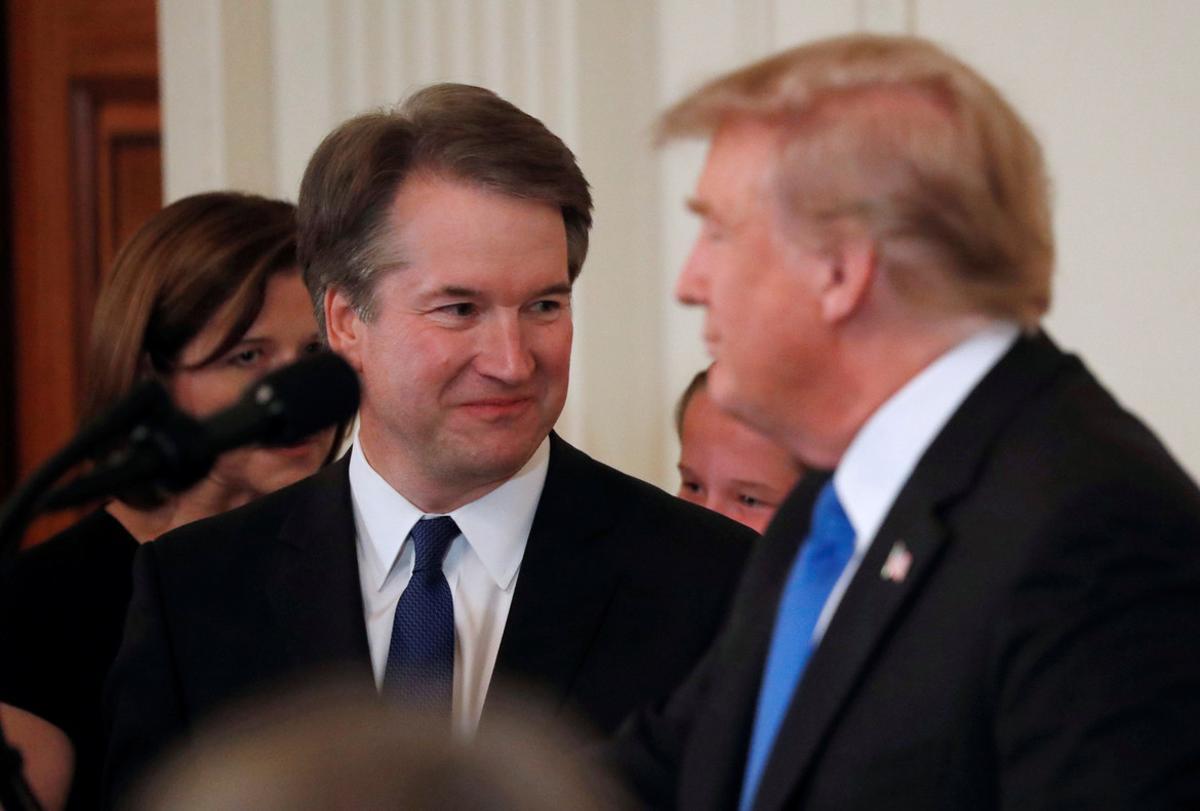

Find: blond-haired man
615;35;1200;809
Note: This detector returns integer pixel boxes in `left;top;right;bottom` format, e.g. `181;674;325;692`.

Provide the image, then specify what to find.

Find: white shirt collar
349;437;550;593
834;322;1020;552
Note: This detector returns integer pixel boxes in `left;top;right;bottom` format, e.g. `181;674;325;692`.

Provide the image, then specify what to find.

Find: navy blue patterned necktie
382;516;458;714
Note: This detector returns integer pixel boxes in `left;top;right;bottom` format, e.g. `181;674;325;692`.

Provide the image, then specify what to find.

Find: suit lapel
752;333;1072;811
262;438;632;708
753;506;950;811
265;455;373;683
680;473;829;811
490;434;626;712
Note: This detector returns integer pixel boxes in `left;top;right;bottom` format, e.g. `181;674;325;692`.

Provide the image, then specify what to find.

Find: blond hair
660;35;1053;327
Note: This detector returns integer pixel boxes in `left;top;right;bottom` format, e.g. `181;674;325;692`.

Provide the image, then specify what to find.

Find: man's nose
676;244;710;306
476;313;535;383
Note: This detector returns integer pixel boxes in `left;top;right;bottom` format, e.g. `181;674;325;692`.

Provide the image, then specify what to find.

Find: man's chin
707;379;787;447
449;430;547;477
707;368;753;419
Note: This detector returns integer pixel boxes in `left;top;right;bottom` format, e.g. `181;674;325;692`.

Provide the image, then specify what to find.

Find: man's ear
817;235;876;324
325;288;365;373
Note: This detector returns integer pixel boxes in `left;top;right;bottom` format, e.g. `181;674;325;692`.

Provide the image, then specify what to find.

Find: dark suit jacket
104;434;753;803
614;333;1200;810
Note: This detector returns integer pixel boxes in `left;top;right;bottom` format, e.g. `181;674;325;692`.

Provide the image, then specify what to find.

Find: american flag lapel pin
880;541;913;583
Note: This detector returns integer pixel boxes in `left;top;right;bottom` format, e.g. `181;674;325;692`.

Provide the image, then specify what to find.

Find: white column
158;0;228;199
159;0;279;199
653;0;868;486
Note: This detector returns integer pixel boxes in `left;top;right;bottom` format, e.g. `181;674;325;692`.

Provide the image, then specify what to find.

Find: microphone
73;378;176;454
203;351;360;450
1;379;174;559
43;353;359;509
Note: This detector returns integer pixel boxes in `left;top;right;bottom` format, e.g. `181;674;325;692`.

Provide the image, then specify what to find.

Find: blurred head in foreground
131;679;626;811
675;370;804;532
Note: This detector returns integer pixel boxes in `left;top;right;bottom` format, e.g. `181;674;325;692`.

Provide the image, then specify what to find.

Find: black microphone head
40;354;359;511
246;352;361;446
77;378;175;457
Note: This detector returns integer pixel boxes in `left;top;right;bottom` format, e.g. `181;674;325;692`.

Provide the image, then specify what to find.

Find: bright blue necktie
739;481;855;811
383;516;458;714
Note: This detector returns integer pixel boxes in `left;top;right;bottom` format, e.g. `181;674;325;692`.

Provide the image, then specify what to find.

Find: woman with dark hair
0;191;347;810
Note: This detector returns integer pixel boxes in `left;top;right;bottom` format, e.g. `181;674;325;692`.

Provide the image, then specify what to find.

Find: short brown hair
85;192;347;504
659;35;1053;327
298;83;593;334
675;369;709;437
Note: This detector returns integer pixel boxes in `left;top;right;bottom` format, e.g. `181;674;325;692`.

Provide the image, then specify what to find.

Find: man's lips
457;397;535;417
703;332;720;357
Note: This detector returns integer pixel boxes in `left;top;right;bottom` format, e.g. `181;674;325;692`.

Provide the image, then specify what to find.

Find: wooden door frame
1;0;14;498
4;0;159;541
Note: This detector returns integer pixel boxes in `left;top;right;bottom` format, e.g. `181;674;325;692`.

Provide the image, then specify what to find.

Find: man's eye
738;494;769;509
303;341;325;355
529;300;563;316
439;303;477;318
681;481;702;494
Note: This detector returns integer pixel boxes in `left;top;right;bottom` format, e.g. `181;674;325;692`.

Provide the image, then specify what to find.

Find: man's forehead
374;173;565;255
691;118;783;217
366;178;572;301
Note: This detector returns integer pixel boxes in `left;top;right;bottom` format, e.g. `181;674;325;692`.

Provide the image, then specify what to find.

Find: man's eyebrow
437;285;482;298
533;283;573;298
729;479;777;492
432;283;573;299
686;197;712;217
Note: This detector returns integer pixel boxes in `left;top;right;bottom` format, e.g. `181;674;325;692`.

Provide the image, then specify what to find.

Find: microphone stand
0;381;172;811
0;438;89;811
0;357;357;809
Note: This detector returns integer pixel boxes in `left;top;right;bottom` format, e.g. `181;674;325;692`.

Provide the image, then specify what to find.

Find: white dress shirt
349;437;549;736
812;321;1021;642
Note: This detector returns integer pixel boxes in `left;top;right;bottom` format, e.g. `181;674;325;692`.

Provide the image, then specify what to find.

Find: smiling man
104;84;752;804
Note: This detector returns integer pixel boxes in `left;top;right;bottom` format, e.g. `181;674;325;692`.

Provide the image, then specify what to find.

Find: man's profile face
331;174;572;503
675;118;832;456
677;385;802;533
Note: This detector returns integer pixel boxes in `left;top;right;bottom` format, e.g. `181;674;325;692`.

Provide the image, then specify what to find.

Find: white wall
160;0;1200;487
921;1;1200;483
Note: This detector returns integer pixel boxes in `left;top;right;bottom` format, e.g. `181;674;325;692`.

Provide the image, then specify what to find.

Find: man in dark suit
613;35;1200;809
104;83;752;802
